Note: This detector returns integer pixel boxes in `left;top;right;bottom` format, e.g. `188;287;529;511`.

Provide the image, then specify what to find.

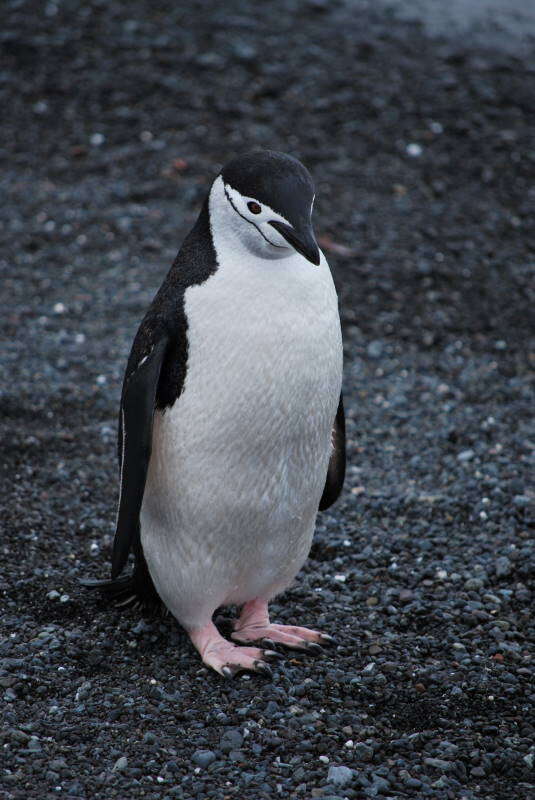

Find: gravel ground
1;1;534;798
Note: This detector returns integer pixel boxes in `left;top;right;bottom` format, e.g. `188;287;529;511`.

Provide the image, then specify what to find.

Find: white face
209;176;297;261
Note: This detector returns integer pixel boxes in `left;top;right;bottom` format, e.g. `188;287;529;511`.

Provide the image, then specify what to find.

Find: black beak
269;220;321;266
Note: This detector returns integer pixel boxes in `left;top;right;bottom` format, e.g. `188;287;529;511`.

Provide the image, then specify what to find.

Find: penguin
82;150;345;678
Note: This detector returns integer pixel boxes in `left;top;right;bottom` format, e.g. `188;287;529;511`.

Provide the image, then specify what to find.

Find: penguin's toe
318;633;337;645
213;614;234;632
233;622;333;653
190;621;279;679
221;664;241;679
216;648;275;679
305;642;323;655
253;660;273;678
263;648;285;661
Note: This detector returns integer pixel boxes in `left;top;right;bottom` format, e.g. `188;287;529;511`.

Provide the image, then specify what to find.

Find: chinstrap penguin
82;150;346;678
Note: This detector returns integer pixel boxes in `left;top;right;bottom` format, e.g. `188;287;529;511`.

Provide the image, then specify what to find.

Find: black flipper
319;392;346;511
112;335;169;578
80;335;168;608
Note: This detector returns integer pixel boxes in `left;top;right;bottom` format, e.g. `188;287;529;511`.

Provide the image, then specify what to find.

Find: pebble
9;729;30;743
370;774;390;793
74;681;91;702
192;750;216;768
27;737;41;752
458;449;475;462
495;556;512;577
354;742;374;761
424;757;454;772
327;765;354;787
437;740;459;757
112;756;128;772
367;340;383;359
406;142;423;157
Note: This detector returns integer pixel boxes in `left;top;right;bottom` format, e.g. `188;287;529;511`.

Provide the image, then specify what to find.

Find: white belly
140;250;342;630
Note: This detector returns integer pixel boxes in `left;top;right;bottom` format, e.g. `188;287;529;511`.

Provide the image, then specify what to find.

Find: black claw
221;664;239;679
306;642;324;655
263;649;285;662
254;661;273;678
261;638;276;649
319;633;337;645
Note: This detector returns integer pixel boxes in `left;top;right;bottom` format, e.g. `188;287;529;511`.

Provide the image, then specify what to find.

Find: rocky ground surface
1;1;534;798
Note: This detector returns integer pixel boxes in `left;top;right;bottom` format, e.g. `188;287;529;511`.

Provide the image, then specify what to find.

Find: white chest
183;247;341;419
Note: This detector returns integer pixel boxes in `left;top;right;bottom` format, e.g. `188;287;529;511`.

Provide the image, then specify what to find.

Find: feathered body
83;151;345;677
141;176;342;629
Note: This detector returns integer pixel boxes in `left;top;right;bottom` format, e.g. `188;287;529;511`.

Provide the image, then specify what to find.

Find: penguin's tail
79;563;163;614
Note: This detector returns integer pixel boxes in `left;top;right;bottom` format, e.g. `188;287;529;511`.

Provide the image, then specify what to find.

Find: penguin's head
210;150;320;265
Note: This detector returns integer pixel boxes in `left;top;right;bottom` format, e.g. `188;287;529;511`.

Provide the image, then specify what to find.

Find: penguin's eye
247;201;262;215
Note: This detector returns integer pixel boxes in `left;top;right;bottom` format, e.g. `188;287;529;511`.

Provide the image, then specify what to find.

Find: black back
121;200;217;418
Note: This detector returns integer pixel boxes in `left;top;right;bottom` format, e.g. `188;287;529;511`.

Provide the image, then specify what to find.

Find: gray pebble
192;749;216;768
370;773;390;794
354;742;374;761
424;757;453;771
74;681;92;702
437;740;459;757
513;494;531;507
367;340;383;359
112;756;128;772
27;737;42;752
495;556;512;577
327;765;354;786
9;728;30;743
219;728;243;753
457;449;475;462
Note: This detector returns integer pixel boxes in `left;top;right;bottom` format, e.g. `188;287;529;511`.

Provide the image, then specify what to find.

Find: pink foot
231;598;335;653
188;620;282;678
